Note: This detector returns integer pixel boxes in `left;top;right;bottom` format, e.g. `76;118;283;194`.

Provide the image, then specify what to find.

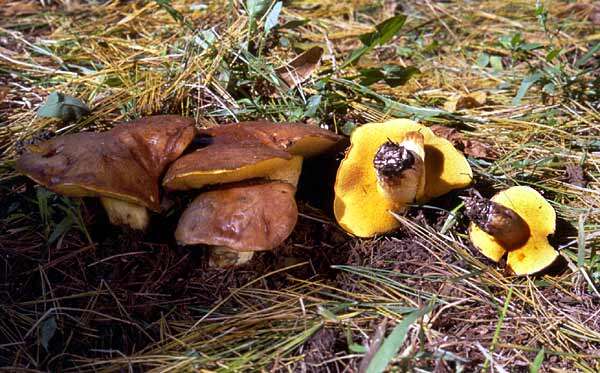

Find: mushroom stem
100;197;149;230
373;132;425;208
208;246;254;267
269;155;303;188
464;195;530;249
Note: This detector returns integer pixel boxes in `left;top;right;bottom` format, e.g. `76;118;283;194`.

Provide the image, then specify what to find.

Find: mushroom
163;140;303;189
178;120;342;186
465;186;558;275
164;120;341;266
175;181;298;267
334;119;472;237
16;115;196;230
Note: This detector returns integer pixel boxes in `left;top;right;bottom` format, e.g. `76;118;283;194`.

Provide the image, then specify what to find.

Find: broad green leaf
359;65;419;87
510;33;522;46
476;52;490;68
341;121;357;136
490;55;504;71
529;348;545;373
358;68;386;86
382;65;419;87
542;82;555;95
264;1;282;34
359;15;407;47
246;0;272;20
40;316;57;351
344;15;406;66
498;35;513;49
520;42;543;51
316;305;338;322
278;19;310;30
365;306;431;373
577;214;586;268
343;45;369;67
574;42;600;68
37;92;90;122
153;0;191;28
305;94;322;117
48;214;74;244
349;343;368;353
545;48;561;62
512;72;542;106
194;28;218;50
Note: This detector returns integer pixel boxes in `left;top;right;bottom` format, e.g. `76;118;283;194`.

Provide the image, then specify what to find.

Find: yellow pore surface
29;176;152;209
164;157;297;190
469;186;558;276
334;119;473;237
287;136;339;158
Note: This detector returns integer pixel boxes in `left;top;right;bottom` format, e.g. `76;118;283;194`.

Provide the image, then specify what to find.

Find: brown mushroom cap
175;181;298;251
199;120;342;157
16;115;196;211
162;142;293;190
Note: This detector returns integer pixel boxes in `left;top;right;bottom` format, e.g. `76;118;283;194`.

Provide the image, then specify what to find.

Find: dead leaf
565;163;587;188
1;1;41;16
0;86;9;103
431;125;496;159
443;91;487;112
0;45;19;58
276;46;324;89
559;2;600;25
462;139;495;159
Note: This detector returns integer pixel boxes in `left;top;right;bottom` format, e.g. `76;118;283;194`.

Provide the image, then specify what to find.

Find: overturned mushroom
466;186;558;276
16;115;196;230
176;181;298;267
334;119;472;237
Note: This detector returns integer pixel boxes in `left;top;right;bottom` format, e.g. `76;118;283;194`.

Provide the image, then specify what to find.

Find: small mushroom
16;115;196;230
465;186;558;276
164;121;340;266
334;119;472;237
176;181;298;267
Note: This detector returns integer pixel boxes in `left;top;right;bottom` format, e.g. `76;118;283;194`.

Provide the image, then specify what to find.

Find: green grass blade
365;305;432;373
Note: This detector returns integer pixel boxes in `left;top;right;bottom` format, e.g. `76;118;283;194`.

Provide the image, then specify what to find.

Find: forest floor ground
1;0;599;372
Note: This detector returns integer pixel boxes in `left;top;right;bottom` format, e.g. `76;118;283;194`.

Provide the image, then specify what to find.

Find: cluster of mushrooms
17;115;341;267
17;116;559;275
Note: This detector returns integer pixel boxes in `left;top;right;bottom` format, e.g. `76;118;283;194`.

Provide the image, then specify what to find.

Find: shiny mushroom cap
334;119;472;237
199;120;342;157
16;115;196;211
175;181;298;251
468;186;558;276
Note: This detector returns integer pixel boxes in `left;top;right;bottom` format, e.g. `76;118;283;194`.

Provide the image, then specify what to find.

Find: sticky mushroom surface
16;115;196;229
175;181;298;267
199;120;342;157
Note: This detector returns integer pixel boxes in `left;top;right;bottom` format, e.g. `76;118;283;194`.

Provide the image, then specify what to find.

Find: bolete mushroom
465;186;558;275
163;140;301;189
175;181;298;267
16;115;196;230
334;119;472;237
190;121;341;185
164;120;341;266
